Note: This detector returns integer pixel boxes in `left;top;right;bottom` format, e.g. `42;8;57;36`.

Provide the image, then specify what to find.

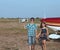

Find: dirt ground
0;19;60;50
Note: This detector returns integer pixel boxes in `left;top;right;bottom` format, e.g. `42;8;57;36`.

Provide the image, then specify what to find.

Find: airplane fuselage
41;17;60;31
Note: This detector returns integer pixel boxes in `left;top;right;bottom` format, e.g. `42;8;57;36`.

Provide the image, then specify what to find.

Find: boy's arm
36;30;38;36
35;24;38;38
36;29;41;38
36;29;39;39
24;24;29;29
24;25;26;29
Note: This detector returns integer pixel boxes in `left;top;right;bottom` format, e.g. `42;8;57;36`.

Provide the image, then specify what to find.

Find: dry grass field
0;18;60;50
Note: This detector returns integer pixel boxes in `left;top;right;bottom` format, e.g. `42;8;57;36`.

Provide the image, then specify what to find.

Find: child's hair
40;22;46;28
30;17;35;21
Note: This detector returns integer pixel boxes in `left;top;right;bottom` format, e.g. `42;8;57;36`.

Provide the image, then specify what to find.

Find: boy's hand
24;25;26;29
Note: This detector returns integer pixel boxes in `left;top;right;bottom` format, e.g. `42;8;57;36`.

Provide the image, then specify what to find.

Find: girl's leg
42;40;46;50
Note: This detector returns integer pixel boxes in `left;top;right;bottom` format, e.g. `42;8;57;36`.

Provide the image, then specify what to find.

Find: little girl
37;22;49;50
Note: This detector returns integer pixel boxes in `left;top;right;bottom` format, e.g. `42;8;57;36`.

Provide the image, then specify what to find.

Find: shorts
40;36;47;41
28;36;36;45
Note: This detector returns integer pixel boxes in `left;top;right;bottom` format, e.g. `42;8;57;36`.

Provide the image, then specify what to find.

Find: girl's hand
47;36;50;41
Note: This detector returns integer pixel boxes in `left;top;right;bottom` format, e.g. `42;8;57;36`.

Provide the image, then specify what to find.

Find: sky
0;0;60;18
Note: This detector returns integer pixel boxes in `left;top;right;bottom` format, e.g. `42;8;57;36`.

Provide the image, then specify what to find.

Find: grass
0;18;19;23
0;27;21;30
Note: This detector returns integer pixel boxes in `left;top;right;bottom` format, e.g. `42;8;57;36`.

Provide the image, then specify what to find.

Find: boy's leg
31;36;36;50
29;45;32;50
28;36;36;50
32;36;36;50
28;36;32;50
31;44;35;50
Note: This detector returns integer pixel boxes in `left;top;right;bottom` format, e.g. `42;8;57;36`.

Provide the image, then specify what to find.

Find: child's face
30;19;34;22
42;23;45;27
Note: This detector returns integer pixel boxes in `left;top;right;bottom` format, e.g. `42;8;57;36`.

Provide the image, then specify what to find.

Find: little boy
25;17;38;50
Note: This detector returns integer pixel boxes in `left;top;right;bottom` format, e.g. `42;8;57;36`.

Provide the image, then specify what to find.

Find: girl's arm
46;28;49;37
46;28;50;40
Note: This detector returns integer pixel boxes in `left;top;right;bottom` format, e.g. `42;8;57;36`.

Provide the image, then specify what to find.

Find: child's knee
42;42;46;46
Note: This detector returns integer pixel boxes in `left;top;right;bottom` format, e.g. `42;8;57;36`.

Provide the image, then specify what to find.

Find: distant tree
36;17;40;19
1;17;4;19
